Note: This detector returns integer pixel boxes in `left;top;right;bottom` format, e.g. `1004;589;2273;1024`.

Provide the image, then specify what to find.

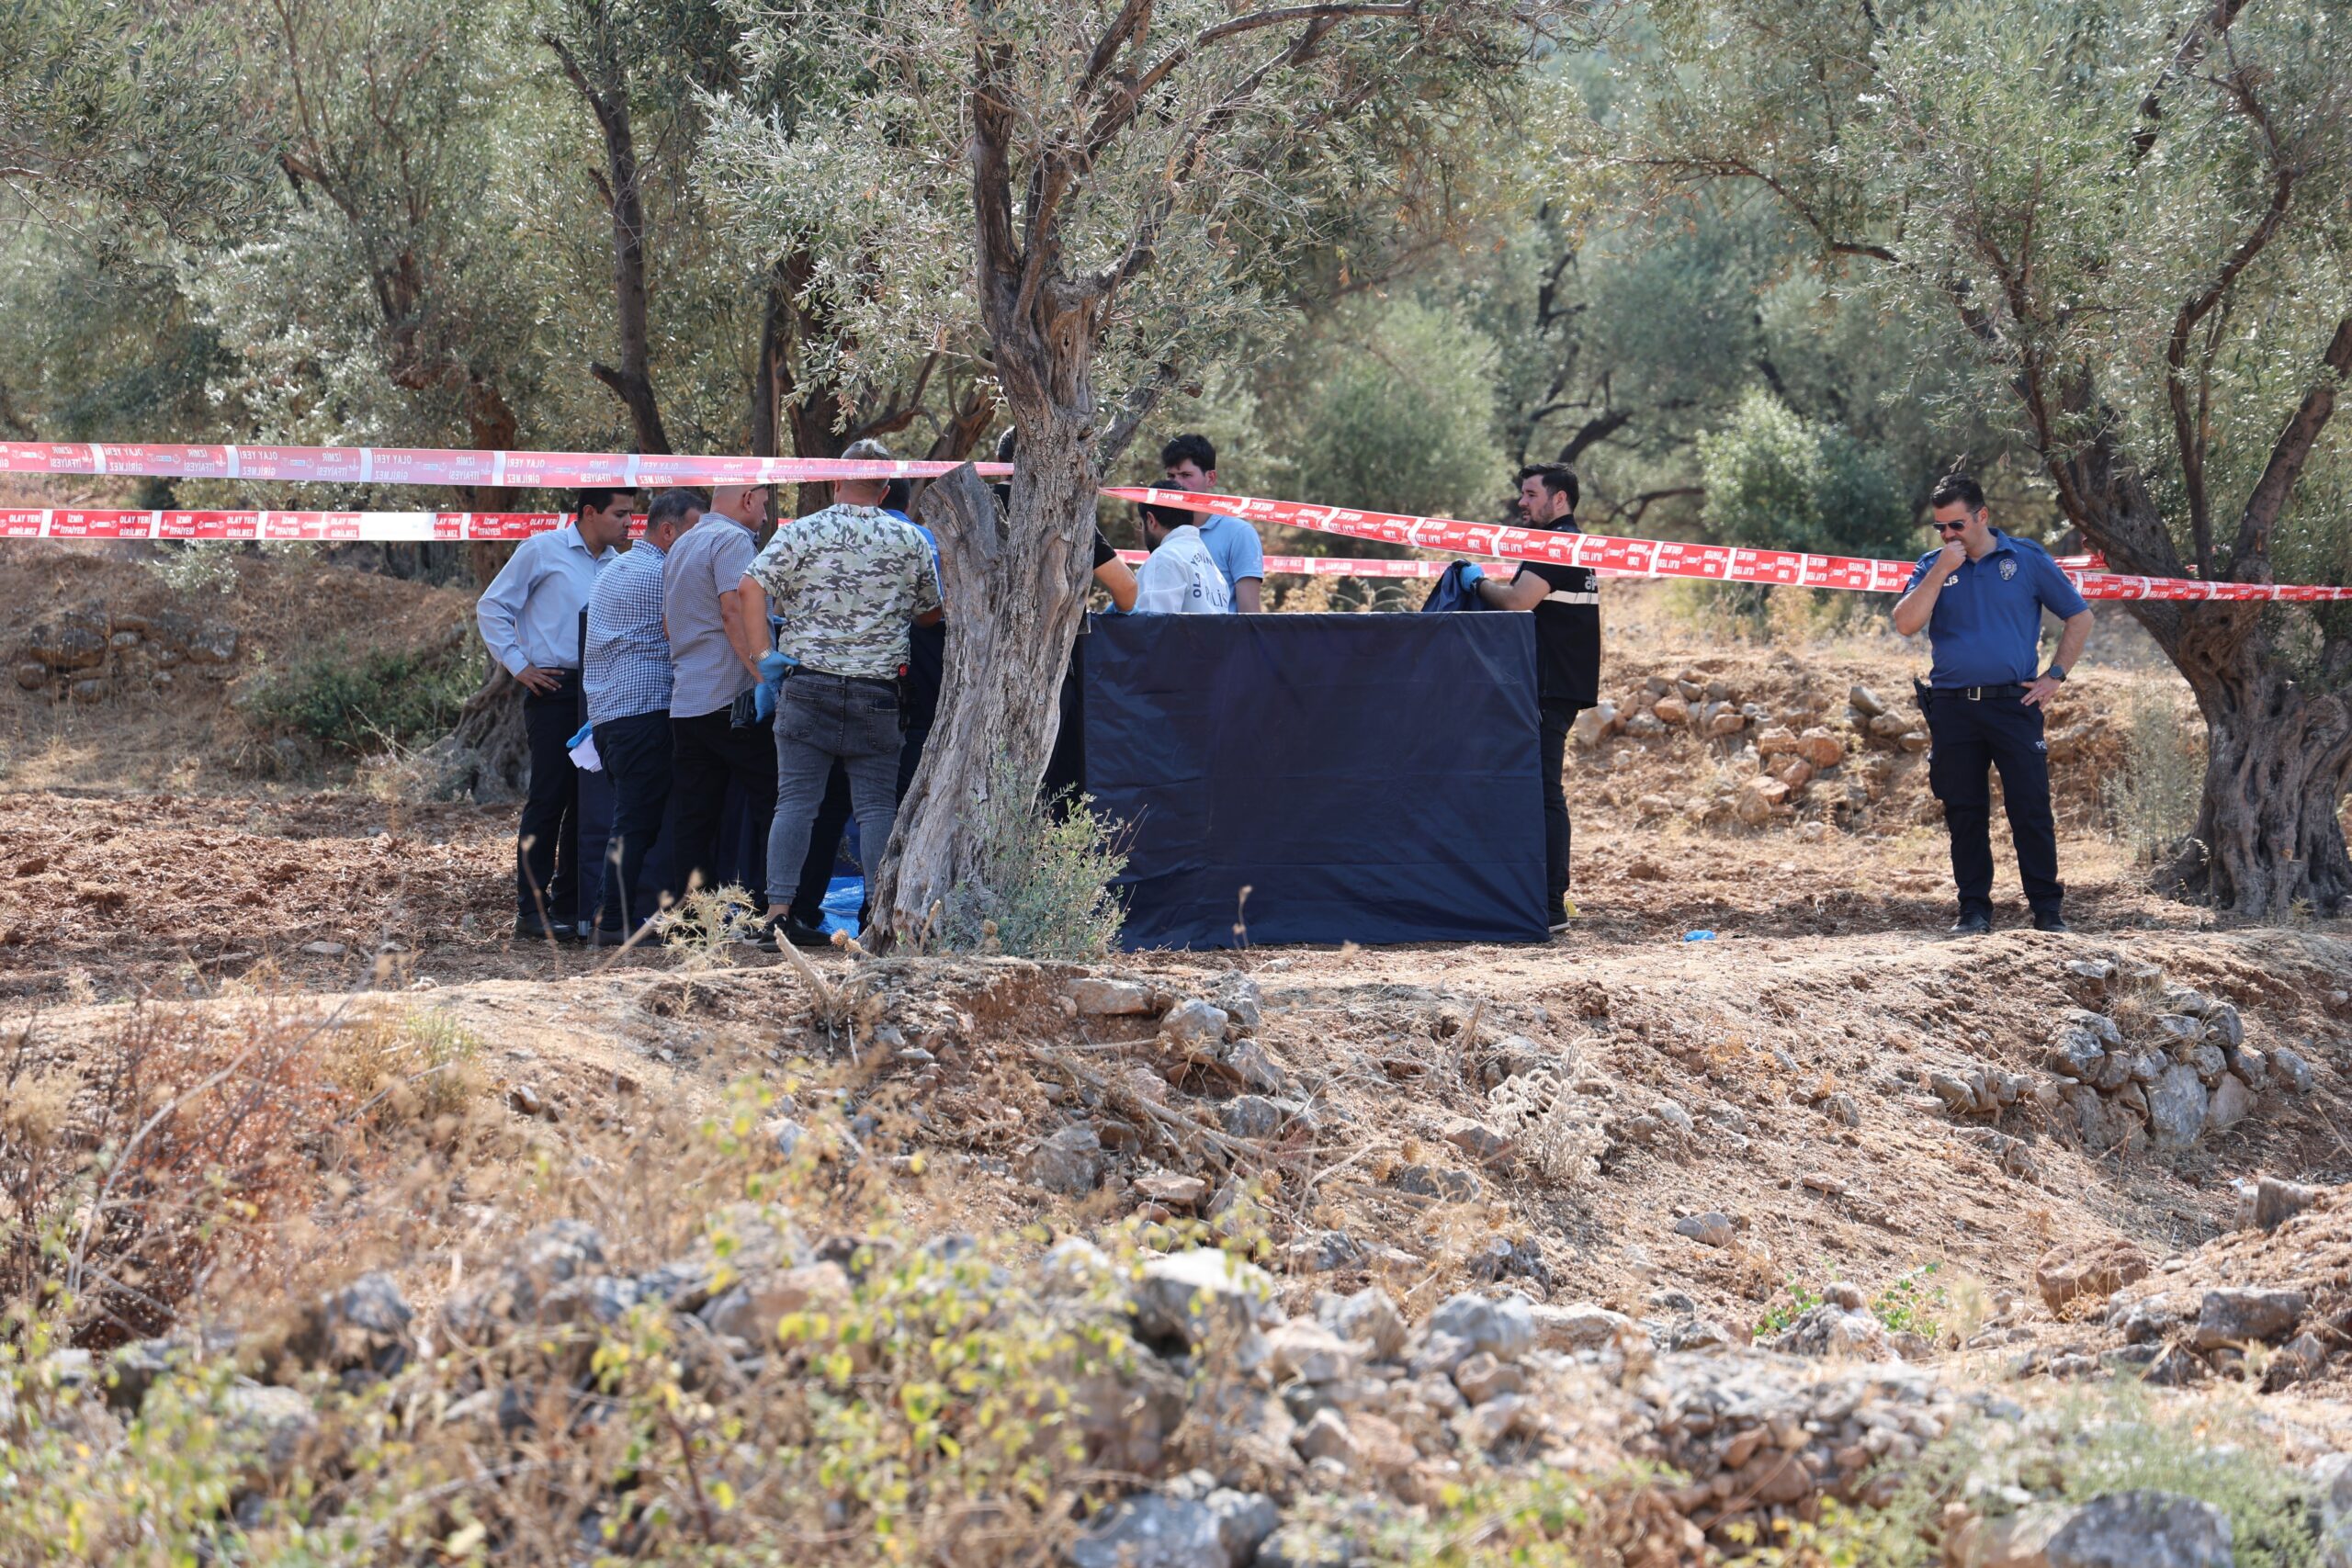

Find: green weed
1866;1383;2324;1568
1752;1278;1822;1339
1870;1263;1945;1341
249;637;482;756
934;758;1128;960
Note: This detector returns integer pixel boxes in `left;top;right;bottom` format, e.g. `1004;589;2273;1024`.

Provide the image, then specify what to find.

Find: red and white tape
5;508;598;542
1112;487;2352;604
1116;548;1443;579
0;433;2334;603
0;510;1785;588
0;440;1006;488
1;510;1459;578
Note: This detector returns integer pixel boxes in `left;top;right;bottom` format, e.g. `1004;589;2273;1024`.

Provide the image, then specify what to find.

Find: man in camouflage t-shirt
734;439;944;936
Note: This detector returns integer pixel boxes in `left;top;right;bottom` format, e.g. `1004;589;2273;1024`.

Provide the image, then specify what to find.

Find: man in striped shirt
583;488;705;942
1461;463;1601;933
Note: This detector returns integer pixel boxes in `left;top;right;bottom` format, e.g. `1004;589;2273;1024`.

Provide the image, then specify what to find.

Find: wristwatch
2043;665;2068;682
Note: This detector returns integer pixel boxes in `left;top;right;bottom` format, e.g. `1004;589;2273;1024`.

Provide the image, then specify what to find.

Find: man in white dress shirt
1132;502;1233;615
475;488;634;941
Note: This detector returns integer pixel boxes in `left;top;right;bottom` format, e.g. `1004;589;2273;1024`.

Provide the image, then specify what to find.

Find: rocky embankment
14;602;240;701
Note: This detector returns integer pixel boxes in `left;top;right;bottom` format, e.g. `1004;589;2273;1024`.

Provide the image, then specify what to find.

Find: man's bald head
710;484;771;526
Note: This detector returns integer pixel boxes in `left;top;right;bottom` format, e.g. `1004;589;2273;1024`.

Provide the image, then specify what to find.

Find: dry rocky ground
5;543;2350;1563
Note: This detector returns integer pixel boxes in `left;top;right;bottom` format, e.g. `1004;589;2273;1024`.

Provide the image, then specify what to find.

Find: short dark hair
1137;502;1193;534
1929;473;1986;513
1161;434;1217;473
644;488;706;532
1515;464;1578;512
576;487;639;518
881;477;911;513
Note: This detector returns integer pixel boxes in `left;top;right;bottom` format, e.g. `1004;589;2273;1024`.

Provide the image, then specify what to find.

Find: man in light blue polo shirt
1161;433;1263;613
477;487;633;942
1893;473;2094;935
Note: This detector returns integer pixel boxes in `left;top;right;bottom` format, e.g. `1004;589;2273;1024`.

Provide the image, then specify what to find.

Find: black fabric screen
1081;612;1548;949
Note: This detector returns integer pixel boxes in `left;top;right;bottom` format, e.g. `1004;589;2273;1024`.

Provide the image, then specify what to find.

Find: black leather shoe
2032;911;2071;933
515;918;582;943
1951;909;1993;936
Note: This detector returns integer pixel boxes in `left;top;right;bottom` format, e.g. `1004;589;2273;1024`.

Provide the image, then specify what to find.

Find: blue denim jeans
765;673;902;915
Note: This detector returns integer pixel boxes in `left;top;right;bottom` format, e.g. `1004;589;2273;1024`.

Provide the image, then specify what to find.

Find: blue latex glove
566;722;595;750
1459;562;1486;588
752;649;795;723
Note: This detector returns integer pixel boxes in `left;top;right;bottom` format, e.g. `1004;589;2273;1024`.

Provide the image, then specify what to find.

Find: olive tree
707;0;1593;940
0;0;271;231
1606;0;2352;914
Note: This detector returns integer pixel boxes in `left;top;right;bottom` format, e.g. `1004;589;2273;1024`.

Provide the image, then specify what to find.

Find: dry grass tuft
323;1005;484;1129
3;1004;352;1347
655;882;765;970
1485;1053;1607;1188
2104;680;2204;864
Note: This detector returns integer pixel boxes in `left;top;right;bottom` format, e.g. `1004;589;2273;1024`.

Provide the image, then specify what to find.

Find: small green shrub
2104;682;2205;864
0;1315;262;1563
936;761;1128;960
1870;1263;1945;1341
250;637;481;756
1695;387;1913;559
1752;1278;1822;1339
1872;1385;2323;1568
143;542;242;597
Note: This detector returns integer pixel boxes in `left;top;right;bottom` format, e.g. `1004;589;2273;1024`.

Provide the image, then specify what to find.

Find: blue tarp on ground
1080;611;1549;949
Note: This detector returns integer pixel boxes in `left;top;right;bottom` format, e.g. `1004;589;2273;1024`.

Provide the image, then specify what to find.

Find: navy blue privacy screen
1080;612;1549;949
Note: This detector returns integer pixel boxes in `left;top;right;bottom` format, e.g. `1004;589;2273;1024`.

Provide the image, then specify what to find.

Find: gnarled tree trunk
874;445;1098;938
2154;607;2352;914
2055;431;2352;916
432;663;533;803
431;378;531;800
547;18;671;456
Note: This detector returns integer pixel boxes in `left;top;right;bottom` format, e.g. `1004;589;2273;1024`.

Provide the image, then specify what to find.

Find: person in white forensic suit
1131;502;1233;615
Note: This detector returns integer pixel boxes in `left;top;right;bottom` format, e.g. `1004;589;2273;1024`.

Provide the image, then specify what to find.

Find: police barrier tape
1110;487;2352;604
0;440;1008;489
0;506;2105;579
0;507;2037;592
0;507;1485;580
0;428;2331;601
0;500;2310;602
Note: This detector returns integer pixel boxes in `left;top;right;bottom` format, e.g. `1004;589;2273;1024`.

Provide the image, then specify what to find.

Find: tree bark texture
873;451;1096;939
2044;430;2352;915
427;662;532;803
441;377;528;795
548;25;672;456
2165;633;2352;914
750;261;787;459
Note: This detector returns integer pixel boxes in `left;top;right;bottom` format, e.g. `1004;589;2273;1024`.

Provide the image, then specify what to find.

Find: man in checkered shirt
583;488;706;942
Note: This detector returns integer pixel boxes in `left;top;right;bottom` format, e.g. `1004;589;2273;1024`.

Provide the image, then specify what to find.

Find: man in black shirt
1464;463;1600;932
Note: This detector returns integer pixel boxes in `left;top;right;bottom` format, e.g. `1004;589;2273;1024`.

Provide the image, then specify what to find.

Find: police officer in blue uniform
1893;474;2095;935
